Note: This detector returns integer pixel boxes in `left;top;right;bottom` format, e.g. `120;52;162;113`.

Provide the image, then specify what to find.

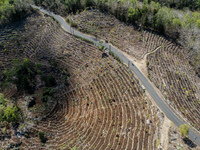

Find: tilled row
147;44;200;131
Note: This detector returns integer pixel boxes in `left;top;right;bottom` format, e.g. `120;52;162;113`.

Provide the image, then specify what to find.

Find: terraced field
147;43;200;131
0;11;163;149
68;8;200;133
68;9;171;60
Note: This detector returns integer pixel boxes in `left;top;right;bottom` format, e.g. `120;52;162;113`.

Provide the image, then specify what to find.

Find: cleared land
147;43;200;131
0;11;163;149
69;8;200;132
68;8;171;60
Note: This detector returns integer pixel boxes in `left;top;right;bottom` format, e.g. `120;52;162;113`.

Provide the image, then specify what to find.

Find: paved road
31;5;200;147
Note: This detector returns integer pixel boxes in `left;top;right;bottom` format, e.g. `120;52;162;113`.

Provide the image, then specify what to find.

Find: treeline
0;0;31;25
142;0;200;11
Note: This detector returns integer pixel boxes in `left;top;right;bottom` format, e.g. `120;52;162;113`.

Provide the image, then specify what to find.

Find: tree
196;19;200;29
0;105;5;122
179;124;190;137
38;131;45;142
4;105;19;123
0;93;8;106
128;7;140;23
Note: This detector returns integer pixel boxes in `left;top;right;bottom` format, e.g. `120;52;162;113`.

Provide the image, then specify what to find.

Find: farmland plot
0;11;162;149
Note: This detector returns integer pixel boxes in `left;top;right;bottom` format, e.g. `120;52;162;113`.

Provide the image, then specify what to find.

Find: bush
146;61;149;66
44;75;56;87
0;94;8;106
3;58;35;91
4;105;19;123
0;94;20;123
38;131;45;142
41;88;55;102
179;124;190;137
70;21;78;28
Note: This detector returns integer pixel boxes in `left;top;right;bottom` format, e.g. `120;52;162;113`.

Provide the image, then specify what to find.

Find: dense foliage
38;131;46;142
0;93;20;123
3;58;37;90
0;0;31;25
2;58;57;92
146;0;200;11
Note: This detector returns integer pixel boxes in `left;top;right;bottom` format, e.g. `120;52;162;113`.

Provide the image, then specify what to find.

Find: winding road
31;5;200;147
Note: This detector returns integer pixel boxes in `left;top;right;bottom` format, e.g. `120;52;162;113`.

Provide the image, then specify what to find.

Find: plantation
0;10;163;149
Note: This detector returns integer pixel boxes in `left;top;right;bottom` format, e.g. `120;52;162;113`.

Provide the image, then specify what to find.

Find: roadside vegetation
179;124;190;137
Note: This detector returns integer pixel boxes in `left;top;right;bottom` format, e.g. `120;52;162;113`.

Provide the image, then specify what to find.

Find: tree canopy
179;124;190;137
0;93;20;123
0;0;30;25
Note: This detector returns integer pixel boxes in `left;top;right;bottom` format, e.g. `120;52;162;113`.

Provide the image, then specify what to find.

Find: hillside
68;8;200;132
0;0;200;149
0;11;163;149
33;0;200;77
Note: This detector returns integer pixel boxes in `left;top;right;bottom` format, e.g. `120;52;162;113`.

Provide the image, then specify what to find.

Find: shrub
0;94;8;106
3;58;35;91
66;18;70;23
44;75;56;87
146;61;149;66
38;131;45;142
4;105;19;123
41;88;55;102
179;124;190;137
70;21;78;28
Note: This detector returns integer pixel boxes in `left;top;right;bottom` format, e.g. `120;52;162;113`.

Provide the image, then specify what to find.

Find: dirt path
159;116;171;149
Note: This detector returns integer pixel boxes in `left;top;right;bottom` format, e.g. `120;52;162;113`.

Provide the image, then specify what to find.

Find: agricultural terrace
69;8;200;132
0;11;163;149
68;8;171;60
147;43;200;131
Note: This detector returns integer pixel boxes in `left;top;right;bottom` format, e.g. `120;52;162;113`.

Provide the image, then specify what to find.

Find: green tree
179;124;190;137
0;93;8;106
4;105;19;123
0;105;5;122
196;19;200;28
38;131;45;142
128;7;140;23
196;0;200;10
